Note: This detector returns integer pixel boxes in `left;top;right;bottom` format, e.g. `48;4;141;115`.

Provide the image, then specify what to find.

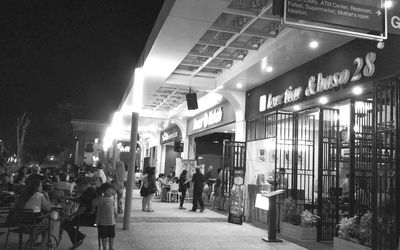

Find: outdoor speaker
186;92;198;110
174;140;184;152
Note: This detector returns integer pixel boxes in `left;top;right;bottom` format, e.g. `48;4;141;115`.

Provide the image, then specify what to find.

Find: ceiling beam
190;2;274;78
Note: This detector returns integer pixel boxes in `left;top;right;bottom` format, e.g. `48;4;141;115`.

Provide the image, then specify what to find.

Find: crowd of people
0;161;125;250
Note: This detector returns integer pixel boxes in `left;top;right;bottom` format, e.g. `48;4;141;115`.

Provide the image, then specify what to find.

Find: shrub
301;210;320;228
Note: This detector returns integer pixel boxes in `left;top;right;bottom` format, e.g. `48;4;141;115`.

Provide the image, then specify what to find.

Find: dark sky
0;1;165;147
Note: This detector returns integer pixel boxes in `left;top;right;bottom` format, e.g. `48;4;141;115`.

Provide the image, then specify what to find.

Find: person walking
146;167;157;212
140;169;149;211
190;167;205;212
114;160;125;214
178;170;190;209
92;183;117;250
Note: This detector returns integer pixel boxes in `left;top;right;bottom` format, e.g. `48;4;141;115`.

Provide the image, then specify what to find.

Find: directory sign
283;0;387;40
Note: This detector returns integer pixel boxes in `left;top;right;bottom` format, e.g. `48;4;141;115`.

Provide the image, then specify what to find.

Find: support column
112;140;118;170
123;112;139;230
181;136;190;160
234;120;246;142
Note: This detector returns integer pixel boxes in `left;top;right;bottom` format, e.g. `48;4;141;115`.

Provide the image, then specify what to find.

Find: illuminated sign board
193;107;223;131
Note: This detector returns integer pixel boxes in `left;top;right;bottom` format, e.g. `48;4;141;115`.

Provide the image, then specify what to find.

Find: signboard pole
262;190;284;243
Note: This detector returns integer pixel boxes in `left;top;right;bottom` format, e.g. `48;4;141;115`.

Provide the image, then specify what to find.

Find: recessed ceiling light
319;96;328;105
236;83;243;89
309;41;319;49
384;1;393;8
179;116;183;120
231;128;235;131
293;105;301;111
266;66;273;73
352;86;363;95
224;130;228;133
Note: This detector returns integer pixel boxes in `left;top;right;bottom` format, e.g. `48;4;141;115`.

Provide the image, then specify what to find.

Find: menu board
228;170;246;225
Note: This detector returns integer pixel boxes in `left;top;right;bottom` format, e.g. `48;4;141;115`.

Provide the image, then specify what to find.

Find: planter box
334;237;371;250
280;222;317;242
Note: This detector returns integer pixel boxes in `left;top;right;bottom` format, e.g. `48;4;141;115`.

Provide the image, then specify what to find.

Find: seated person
53;172;71;203
0;173;13;192
62;177;97;249
15;179;51;249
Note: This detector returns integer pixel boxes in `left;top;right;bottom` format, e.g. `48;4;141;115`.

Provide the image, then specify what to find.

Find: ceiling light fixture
266;66;273;73
309;41;319;49
293;105;301;111
352;86;363;96
319;96;328;105
236;83;243;89
224;130;228;133
179;116;183;120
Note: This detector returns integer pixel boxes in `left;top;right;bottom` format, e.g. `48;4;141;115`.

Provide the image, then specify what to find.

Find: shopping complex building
99;0;400;249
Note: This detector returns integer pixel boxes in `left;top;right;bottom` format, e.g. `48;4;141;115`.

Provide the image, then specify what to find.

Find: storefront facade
185;100;236;177
159;124;182;175
245;35;400;248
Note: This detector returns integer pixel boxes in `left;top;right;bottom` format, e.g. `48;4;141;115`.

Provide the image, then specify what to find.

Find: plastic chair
4;208;51;250
167;183;180;203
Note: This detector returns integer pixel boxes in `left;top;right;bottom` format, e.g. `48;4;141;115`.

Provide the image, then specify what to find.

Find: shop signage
258;52;377;112
389;10;400;35
193;107;223;131
160;125;181;144
285;0;384;32
161;130;179;142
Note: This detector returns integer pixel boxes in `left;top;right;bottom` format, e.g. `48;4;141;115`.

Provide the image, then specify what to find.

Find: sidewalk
1;190;308;250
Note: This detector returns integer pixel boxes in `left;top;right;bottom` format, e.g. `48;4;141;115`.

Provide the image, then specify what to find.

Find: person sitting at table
61;177;97;249
53;172;71;204
0;173;13;192
15;178;51;249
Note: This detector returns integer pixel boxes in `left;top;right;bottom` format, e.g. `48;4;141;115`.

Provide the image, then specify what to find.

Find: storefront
159;124;182;175
185;100;236;179
245;35;400;248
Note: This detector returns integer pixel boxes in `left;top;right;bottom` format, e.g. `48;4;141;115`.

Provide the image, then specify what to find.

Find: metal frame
282;0;388;41
372;77;400;250
317;108;340;242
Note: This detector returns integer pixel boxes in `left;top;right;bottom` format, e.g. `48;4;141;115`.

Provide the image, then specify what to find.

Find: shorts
98;225;115;239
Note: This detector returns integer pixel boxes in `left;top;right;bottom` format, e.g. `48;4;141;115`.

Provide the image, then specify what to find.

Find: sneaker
179;206;186;209
200;207;205;213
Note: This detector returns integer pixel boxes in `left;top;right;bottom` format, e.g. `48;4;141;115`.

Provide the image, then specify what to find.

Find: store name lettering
258;52;376;112
193;107;223;131
305;52;376;96
162;131;179;142
260;86;302;111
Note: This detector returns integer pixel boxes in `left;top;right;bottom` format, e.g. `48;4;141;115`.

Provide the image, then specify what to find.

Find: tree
16;112;31;167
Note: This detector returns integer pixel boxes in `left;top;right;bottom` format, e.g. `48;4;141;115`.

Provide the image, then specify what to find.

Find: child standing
92;182;117;250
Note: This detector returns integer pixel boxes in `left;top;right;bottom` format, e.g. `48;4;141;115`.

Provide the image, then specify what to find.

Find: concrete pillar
235;120;247;142
123;112;139;230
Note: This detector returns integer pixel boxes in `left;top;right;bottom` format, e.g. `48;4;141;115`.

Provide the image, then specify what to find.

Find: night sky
0;1;164;152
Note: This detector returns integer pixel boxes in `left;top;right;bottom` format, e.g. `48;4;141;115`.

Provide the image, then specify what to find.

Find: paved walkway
1;190;308;250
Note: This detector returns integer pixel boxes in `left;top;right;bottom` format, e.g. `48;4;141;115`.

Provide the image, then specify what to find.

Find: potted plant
334;212;372;250
280;198;319;242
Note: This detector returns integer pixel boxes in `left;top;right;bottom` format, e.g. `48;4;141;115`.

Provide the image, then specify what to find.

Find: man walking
190;167;205;212
115;160;125;214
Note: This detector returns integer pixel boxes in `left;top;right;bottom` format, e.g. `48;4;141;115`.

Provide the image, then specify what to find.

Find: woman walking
178;170;190;209
140;168;149;211
146;167;157;212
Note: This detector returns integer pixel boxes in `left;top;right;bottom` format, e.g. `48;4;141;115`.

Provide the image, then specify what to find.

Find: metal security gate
372;78;400;250
317;108;340;241
349;100;373;216
294;112;316;211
